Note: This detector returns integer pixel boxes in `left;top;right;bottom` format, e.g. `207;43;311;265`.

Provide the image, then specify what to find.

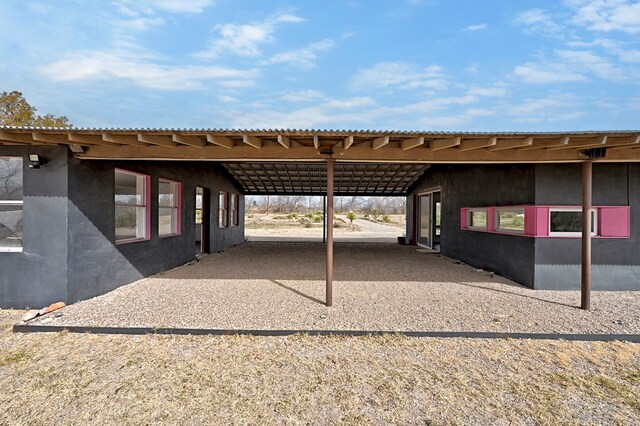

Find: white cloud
514;64;588;84
514;48;625;83
515;8;564;36
116;16;165;31
464;23;487;31
281;90;326;102
466;86;508;97
507;94;585;123
263;39;334;69
41;48;257;90
196;13;305;58
351;61;447;91
569;0;640;34
116;0;215;14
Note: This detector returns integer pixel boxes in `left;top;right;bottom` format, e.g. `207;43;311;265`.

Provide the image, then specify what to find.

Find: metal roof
2;125;640;136
223;162;429;195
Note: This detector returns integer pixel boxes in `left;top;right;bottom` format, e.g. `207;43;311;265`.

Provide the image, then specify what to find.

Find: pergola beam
0;131;36;143
519;136;569;151
400;137;425;151
547;136;607;151
206;135;234;149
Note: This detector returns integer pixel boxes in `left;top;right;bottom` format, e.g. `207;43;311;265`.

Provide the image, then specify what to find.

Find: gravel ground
30;242;640;333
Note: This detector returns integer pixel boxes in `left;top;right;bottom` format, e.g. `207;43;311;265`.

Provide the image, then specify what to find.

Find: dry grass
1;310;639;425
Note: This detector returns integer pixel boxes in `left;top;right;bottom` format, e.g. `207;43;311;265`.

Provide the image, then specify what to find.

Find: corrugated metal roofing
1;125;639;136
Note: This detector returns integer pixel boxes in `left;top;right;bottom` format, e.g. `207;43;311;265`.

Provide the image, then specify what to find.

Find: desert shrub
273;215;286;220
346;211;356;225
312;215;323;223
305;212;313;219
286;213;298;219
382;214;391;223
363;213;370;219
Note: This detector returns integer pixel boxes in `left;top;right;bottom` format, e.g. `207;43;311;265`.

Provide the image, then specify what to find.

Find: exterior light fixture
28;153;45;169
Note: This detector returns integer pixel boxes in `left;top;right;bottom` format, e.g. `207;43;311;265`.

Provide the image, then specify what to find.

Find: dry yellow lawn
1;310;638;425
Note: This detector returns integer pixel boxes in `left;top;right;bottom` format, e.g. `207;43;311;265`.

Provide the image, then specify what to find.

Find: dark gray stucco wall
408;164;536;287
534;163;640;290
66;158;245;303
0;146;69;308
0;147;245;308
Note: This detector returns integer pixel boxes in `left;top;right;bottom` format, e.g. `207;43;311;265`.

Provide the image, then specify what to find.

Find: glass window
159;179;181;237
230;193;239;227
468;209;486;229
0;157;23;250
219;191;228;228
496;208;525;233
549;209;597;236
115;169;149;243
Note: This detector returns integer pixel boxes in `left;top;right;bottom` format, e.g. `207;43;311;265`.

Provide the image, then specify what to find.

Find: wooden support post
326;158;334;307
581;160;592;310
323;196;327;243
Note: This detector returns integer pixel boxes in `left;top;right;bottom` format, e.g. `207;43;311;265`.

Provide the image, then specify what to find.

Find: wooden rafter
242;135;262;149
458;137;497;152
489;137;533;152
372;136;389;150
429;137;461;151
519;136;569;151
400;137;425;151
172;135;206;148
102;134;149;147
68;134;122;147
137;134;177;148
277;135;290;149
343;135;354;150
206;135;233;149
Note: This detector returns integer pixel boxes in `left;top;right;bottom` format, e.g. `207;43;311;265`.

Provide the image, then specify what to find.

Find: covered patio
27;242;640;334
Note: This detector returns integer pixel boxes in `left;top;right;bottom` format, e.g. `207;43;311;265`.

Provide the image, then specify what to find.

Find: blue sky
0;0;639;131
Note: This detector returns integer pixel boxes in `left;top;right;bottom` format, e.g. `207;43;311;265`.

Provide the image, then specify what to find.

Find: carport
3;127;640;309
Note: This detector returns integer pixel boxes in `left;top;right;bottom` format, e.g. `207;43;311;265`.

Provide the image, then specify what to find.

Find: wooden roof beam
206;135;233;149
68;134;122;147
32;132;69;144
102;133;149;147
172;134;206;148
488;137;534;152
429;137;461;151
458;137;497;152
313;135;320;149
547;136;606;151
372;136;390;150
519;136;569;151
242;135;262;149
0;131;35;143
277;135;291;149
137;134;177;148
400;137;425;151
343;135;354;150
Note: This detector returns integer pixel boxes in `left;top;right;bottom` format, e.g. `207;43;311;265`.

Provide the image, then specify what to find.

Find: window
549;208;597;236
115;169;149;243
230;193;239;227
159;179;181;237
0;157;23;251
219;191;228;228
467;209;487;229
496;208;525;233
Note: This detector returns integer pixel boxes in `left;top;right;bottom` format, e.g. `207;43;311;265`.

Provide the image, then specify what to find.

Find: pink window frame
461;205;630;239
115;168;151;245
158;178;182;237
219;191;229;228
